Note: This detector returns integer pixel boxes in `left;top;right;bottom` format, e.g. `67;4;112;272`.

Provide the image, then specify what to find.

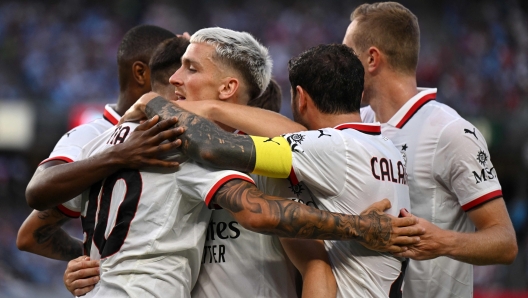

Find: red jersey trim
462;190;503;211
205;174;255;207
289;167;300;185
39;156;74;166
103;107;119;125
334;123;381;135
395;93;436;129
57;204;81;218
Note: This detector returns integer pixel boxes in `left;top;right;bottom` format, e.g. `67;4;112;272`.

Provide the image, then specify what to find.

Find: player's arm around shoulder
26;116;182;210
398;120;517;264
212;179;422;251
280;238;336;298
176;99;307;137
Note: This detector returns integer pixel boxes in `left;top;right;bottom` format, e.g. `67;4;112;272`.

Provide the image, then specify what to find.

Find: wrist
436;229;457;258
100;146;127;169
208;100;221;120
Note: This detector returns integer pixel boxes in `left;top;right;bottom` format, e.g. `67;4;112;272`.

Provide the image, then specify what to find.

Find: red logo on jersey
371;157;407;184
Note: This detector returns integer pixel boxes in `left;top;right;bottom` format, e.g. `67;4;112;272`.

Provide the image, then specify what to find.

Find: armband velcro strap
250;136;292;178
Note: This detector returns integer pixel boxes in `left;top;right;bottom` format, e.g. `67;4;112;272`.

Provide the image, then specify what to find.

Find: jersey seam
428;108;460;223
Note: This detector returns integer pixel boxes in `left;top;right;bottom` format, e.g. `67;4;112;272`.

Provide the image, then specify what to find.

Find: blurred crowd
0;0;527;296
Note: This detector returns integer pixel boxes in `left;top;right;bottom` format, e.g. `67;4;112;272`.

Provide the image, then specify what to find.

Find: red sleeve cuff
288;167;299;185
39;156;73;166
462;190;503;211
57;204;81;218
205;174;255;208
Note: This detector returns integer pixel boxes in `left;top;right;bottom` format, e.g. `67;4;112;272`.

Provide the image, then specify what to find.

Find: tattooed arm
144;95;259;173
213;179;421;252
135;94;424;251
17;208;83;261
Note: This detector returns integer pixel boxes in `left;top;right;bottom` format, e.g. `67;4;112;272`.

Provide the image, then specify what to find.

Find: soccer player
17;25;178;262
122;43;413;297
343;3;517;297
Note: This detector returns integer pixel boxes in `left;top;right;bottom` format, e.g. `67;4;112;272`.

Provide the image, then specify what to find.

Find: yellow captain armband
250;135;292;178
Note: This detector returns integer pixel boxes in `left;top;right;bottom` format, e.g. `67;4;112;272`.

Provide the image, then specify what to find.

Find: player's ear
366;46;381;74
218;77;239;101
296;85;308;113
132;61;150;87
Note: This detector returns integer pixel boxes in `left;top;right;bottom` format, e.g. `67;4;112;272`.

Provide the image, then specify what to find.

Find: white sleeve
283;129;346;196
433;119;502;211
58;195;83;218
41;124;102;165
175;161;255;207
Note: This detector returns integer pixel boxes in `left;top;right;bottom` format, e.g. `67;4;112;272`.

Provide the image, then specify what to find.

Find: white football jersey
60;122;254;298
41;104;119;166
283;123;411;298
191;175;317;298
362;88;503;298
42;104;119;217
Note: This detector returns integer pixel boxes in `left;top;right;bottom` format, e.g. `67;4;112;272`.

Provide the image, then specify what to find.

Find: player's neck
307;112;362;130
116;93;138;116
368;73;418;123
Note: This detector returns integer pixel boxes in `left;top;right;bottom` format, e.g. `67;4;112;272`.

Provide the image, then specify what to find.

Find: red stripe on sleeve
39;156;74;166
205;174;255;207
462;190;503;211
57;204;81;218
289;167;299;185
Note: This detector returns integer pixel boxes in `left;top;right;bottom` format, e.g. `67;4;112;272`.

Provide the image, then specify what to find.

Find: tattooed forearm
33;208;83;261
145;96;256;172
213;179;393;249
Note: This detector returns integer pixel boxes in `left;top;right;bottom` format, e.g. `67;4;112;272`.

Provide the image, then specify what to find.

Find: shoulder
283;128;345;154
438;116;486;148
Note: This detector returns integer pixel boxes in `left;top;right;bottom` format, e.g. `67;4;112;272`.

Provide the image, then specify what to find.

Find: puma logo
464;128;478;140
317;130;331;138
263;137;280;145
66;129;76;137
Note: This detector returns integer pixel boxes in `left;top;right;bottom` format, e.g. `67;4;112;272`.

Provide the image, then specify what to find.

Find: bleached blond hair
191;27;272;98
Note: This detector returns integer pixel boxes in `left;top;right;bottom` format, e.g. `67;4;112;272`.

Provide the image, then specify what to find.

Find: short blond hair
350;2;420;74
191;27;272;99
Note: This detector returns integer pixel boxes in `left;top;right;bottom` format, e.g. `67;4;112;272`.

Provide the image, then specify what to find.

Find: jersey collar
103;104;121;125
334;122;381;135
387;88;437;129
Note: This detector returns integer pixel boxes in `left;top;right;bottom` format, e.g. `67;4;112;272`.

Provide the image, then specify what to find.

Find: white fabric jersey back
192;175;318;298
283;124;411;298
361;88;502;298
61;122;254;298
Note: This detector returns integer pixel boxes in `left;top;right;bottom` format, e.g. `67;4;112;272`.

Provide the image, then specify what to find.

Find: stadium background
0;0;527;297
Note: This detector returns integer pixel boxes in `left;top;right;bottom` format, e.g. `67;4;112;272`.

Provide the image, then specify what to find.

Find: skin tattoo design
144;96;398;250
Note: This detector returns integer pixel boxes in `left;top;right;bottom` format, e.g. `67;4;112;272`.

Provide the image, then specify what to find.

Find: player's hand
119;91;162;124
392;208;446;260
112;115;184;169
357;199;425;253
64;256;100;296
